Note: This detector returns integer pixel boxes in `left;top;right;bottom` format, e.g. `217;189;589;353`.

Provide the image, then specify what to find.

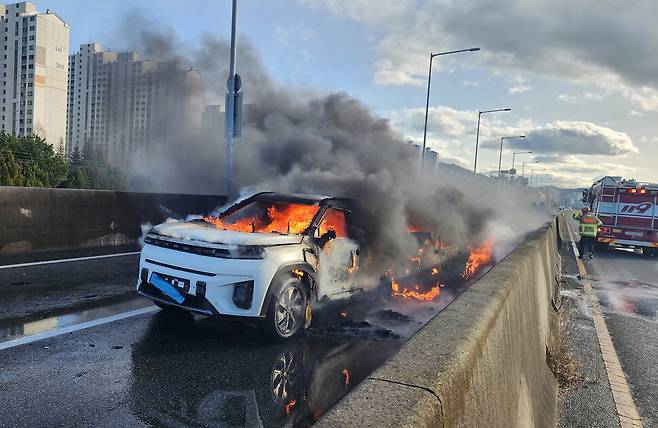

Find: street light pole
473;108;511;174
530;168;546;187
512;151;532;171
521;161;538;179
421;47;480;171
224;0;238;197
498;135;525;175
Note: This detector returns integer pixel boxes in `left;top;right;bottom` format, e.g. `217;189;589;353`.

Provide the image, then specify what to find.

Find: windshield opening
203;200;320;235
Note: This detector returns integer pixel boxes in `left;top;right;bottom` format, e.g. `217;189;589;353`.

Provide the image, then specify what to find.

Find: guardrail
0;186;226;254
318;220;561;427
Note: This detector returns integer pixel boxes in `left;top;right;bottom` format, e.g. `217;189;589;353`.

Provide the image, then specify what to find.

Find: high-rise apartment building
0;2;69;147
201;104;224;143
67;43;202;168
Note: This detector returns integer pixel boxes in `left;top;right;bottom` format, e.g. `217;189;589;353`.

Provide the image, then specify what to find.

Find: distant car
137;192;362;340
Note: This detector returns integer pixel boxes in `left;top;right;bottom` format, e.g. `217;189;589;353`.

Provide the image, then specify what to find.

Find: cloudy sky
51;0;657;187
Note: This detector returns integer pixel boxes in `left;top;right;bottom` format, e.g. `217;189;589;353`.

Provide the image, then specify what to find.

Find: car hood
149;221;303;246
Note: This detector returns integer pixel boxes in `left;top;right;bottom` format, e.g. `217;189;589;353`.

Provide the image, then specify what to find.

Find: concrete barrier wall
318;221;561;427
0;186;226;254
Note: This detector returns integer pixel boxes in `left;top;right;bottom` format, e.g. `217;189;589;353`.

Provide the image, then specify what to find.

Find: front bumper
136;243;281;318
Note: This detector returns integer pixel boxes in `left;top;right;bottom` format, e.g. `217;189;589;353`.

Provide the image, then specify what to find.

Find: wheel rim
271;351;298;401
275;284;304;335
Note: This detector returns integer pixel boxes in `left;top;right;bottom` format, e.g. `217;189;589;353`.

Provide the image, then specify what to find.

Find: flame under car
137;192;362;340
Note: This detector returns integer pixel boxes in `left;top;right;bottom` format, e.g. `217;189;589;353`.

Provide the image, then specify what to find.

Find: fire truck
582;176;658;256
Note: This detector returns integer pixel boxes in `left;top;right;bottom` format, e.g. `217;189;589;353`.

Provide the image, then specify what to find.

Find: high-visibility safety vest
573;212;602;237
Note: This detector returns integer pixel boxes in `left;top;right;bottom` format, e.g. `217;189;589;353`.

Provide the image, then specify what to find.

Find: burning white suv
137;192;361;340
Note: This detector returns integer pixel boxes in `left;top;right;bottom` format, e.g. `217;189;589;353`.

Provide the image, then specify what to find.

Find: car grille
144;236;233;258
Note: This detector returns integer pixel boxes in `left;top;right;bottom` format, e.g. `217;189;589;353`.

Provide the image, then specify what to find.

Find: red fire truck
583;176;658;256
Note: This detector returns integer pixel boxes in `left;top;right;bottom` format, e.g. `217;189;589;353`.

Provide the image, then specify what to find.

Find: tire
262;276;310;341
642;248;653;258
594;241;609;251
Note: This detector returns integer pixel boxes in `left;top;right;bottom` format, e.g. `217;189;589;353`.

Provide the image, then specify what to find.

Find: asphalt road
585;246;658;426
0;248;483;427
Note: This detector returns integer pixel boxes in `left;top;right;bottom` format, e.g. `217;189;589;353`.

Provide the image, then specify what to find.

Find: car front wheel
263;276;309;341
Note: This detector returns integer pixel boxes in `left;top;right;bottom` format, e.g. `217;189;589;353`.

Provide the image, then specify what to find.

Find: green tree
65;167;90;188
0;132;126;190
0;149;21;185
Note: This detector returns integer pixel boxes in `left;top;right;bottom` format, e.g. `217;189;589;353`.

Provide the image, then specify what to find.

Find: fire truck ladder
595;184;619;226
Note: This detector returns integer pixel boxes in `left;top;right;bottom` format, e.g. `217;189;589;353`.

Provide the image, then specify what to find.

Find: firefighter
573;207;603;259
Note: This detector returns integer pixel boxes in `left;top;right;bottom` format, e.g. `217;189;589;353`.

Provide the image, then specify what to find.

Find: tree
0;149;20;185
0;132;126;190
69;145;83;165
65;166;89;188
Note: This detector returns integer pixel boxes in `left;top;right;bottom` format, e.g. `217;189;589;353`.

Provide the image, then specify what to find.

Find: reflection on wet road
0;298;152;342
587;248;658;322
130;312;401;427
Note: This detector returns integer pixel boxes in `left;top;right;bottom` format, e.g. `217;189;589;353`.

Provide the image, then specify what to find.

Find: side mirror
317;230;337;248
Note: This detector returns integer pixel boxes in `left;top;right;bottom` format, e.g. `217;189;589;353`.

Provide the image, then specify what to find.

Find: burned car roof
250;192;353;208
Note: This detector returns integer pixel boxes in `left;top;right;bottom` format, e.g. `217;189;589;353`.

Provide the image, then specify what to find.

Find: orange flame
204;203;319;235
460;239;494;280
342;369;350;385
284;399;297;415
387;270;441;301
431;267;439;276
339;311;348;318
292;269;305;279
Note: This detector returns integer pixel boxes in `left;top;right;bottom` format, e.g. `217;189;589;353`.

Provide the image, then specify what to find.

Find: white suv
137;192;361;340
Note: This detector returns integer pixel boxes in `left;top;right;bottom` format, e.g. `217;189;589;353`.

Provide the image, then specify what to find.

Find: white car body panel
136;196;362;320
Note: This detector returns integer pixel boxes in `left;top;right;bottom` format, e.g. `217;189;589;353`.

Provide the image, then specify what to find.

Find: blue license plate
150;273;185;304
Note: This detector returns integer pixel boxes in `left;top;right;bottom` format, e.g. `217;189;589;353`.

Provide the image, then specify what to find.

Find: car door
315;207;360;300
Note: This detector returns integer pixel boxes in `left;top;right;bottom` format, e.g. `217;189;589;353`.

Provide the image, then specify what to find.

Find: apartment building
0;2;69;147
201;104;224;143
67;43;202;168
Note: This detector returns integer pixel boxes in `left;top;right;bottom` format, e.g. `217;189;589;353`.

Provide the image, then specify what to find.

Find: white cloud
509;84;531;94
299;0;412;25
387;104;638;186
461;80;480;87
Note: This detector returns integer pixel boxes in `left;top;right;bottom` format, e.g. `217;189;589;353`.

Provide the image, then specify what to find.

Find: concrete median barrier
318;221;561;427
0;186;226;254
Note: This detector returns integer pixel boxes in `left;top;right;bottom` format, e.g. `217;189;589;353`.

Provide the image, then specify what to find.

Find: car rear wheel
263;276;309;341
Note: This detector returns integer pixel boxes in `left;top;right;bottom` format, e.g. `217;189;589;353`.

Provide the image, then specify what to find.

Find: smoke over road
117;18;551;268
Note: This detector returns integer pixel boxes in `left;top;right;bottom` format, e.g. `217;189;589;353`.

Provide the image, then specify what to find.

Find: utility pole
224;0;242;198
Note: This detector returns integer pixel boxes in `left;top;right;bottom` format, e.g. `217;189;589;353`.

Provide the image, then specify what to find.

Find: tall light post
512;151;532;171
521;161;538;178
421;47;480;170
473;108;511;173
530;168;546;187
498;135;525;175
224;0;242;198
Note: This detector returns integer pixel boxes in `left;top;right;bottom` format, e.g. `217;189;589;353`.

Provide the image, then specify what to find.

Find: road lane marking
0;306;158;351
565;217;643;428
0;251;140;270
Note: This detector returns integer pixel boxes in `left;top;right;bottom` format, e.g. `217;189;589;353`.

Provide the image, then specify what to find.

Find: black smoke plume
111;16;551;270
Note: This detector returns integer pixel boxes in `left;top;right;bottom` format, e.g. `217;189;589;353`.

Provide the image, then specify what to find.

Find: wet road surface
0;248;484;427
583;247;658;426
